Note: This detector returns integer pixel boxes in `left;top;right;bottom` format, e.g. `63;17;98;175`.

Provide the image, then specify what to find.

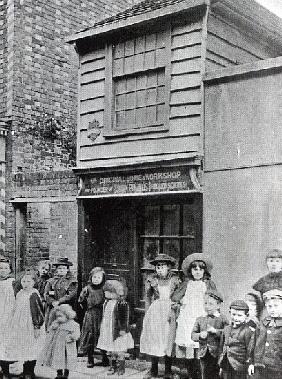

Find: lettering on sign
80;167;198;197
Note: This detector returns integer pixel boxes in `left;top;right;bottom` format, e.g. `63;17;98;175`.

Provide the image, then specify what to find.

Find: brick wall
2;0;138;267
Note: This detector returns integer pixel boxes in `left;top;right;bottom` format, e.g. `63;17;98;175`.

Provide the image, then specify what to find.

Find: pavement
35;357;149;379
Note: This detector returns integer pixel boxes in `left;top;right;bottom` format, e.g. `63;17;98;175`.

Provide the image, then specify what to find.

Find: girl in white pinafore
0;257;15;366
171;253;216;379
140;254;180;379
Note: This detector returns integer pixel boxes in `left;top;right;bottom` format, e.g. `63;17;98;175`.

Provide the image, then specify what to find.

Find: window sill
103;124;169;139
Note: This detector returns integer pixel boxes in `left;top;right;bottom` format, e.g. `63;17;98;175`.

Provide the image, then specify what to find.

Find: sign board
79;166;199;197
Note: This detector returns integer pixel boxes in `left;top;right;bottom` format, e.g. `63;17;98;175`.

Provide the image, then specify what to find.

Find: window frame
103;24;171;138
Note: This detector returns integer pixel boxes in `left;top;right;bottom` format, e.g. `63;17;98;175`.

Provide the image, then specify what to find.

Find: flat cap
266;248;282;259
263;289;282;301
230;300;249;311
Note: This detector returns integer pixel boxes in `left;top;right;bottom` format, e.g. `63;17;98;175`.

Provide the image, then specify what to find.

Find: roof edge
67;0;209;43
204;56;282;83
211;0;282;47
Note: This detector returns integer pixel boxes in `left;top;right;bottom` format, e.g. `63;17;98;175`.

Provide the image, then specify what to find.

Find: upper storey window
103;27;171;137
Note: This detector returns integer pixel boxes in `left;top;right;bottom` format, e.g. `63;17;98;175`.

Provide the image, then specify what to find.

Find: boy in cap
253;248;282;297
248;289;282;379
219;300;255;379
191;289;229;379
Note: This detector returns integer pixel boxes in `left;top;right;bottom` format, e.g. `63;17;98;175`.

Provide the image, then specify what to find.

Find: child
39;304;80;379
171;253;216;379
0;257;16;377
248;289;282;379
191;289;229;379
252;248;282;297
4;270;45;379
44;257;78;328
35;260;51;304
78;267;107;368
219;300;255;379
140;254;180;379
97;279;134;376
245;292;263;328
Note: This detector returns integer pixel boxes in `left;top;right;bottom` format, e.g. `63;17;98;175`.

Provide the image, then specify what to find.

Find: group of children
0;256;134;378
140;249;282;379
0;248;281;379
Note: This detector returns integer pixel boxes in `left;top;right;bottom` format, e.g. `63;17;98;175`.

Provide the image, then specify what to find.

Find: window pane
113;58;124;76
125;39;135;56
146;88;157;105
114;42;124;58
163;239;180;265
144;206;160;235
183;205;196;237
115;94;126;111
124;55;134;74
183;239;196;259
115;79;126;94
135;35;145;54
134;53;144;72
126;92;135;109
157;70;165;86
116;111;125;129
126;77;136;92
146;105;157;124
144;50;155;70
125;109;135;127
136;75;147;90
136;90;146;108
143;239;160;266
162;205;180;235
136;107;147;126
147;71;157;87
145;33;156;51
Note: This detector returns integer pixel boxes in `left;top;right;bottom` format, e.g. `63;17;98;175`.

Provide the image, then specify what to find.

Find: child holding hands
39;304;80;379
191;289;229;379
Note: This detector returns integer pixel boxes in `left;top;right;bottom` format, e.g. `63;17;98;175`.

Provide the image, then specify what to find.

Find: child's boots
55;369;63;379
63;369;69;378
87;352;95;368
116;358;125;376
107;357;117;376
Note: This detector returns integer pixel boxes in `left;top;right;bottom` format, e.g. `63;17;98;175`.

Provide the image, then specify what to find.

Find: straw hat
149;254;176;267
181;253;213;276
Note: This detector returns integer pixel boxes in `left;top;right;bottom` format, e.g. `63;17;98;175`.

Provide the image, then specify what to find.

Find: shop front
76;163;202;336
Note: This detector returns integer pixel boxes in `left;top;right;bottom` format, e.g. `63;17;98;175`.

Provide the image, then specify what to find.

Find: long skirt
140;299;172;357
78;307;103;355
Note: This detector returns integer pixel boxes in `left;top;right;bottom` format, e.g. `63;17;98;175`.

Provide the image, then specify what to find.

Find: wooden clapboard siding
80;79;105;101
80;115;201;146
79;134;199;161
77;17;204;168
80;110;104;130
205;13;277;72
170;19;202;123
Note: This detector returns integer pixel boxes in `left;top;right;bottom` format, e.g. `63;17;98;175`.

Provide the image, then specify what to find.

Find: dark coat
252;271;282;296
44;272;78;328
219;323;255;372
191;314;229;358
78;284;105;354
252;316;282;372
30;291;45;328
